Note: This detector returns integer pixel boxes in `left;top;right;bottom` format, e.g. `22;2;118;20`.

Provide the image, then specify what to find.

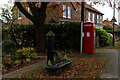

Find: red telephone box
83;22;96;54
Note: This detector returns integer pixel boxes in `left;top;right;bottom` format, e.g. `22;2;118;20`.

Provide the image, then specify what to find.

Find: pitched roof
84;4;104;15
103;20;118;26
48;2;61;6
12;2;104;15
49;2;104;15
77;2;103;15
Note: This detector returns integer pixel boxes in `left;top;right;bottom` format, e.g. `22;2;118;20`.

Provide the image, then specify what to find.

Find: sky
0;0;119;25
89;2;119;25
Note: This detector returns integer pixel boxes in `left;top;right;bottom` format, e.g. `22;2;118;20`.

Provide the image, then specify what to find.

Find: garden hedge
3;22;81;50
3;23;113;51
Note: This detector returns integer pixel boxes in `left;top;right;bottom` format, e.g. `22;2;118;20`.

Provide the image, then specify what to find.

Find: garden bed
2;47;47;75
2;58;46;75
17;57;109;78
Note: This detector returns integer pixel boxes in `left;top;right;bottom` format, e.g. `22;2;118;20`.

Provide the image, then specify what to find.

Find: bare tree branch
27;2;39;24
15;2;35;23
39;2;49;12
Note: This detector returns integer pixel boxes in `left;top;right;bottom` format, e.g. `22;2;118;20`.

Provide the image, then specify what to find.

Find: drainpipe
80;1;85;53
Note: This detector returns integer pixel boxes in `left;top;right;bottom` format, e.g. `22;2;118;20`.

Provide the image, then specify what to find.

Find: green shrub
96;28;112;47
2;57;12;68
2;40;16;54
63;50;73;53
30;53;38;59
1;65;5;69
48;60;52;66
16;47;35;59
14;60;21;65
26;58;31;63
64;55;67;60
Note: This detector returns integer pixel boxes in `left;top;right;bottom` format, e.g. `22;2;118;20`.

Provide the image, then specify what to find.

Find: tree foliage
0;4;18;46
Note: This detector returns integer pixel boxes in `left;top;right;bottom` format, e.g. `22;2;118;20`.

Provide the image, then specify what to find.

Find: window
18;10;21;19
100;16;102;23
63;5;66;18
68;7;71;18
88;12;91;21
97;15;99;23
27;7;30;13
92;13;95;22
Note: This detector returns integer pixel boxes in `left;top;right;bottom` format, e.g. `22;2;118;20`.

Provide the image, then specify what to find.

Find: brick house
12;2;104;28
102;19;119;29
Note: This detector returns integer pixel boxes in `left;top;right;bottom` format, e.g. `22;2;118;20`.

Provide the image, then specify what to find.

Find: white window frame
100;16;102;24
92;13;95;22
68;6;71;19
18;10;21;19
63;5;66;18
88;12;91;21
97;15;99;23
27;7;30;13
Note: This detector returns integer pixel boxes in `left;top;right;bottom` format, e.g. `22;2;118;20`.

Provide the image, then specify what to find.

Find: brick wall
13;8;33;25
102;20;118;29
13;2;103;25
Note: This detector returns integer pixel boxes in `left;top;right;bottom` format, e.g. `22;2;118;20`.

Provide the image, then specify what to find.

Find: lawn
17;57;108;79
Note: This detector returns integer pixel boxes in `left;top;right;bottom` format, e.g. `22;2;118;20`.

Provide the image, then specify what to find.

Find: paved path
96;49;119;79
2;58;46;79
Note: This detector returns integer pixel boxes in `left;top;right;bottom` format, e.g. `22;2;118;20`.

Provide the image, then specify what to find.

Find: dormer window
63;5;66;18
68;7;71;18
18;10;21;19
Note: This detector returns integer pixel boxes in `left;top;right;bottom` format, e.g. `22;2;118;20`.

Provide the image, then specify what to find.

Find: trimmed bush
96;28;112;47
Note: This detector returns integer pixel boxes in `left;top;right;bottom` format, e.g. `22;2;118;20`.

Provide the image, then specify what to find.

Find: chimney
90;3;92;7
106;18;108;20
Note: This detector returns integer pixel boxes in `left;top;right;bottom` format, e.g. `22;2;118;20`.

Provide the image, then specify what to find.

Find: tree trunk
35;22;46;53
34;3;48;54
